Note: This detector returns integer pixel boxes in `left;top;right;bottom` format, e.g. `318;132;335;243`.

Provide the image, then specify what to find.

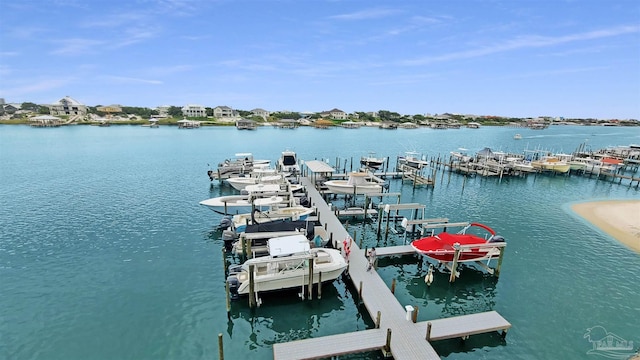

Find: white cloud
329;8;401;20
103;76;163;85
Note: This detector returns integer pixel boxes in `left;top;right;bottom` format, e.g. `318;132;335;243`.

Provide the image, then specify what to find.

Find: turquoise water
1;124;639;360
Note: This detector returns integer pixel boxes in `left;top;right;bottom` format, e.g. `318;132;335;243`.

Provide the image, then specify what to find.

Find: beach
572;200;640;254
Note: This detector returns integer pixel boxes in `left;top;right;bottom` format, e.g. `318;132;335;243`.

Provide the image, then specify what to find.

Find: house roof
53;96;83;106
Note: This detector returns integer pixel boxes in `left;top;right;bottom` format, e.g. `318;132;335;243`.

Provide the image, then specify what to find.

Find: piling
495;246;506;277
307;257;314;300
426;322;432;341
412;306;419;323
248;264;256;308
225;281;231;318
218;333;224;360
376;311;381;329
449;244;461;283
317;272;322;299
391;278;396;294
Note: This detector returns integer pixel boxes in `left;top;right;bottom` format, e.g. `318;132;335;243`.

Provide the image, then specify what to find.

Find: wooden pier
272;176;511;360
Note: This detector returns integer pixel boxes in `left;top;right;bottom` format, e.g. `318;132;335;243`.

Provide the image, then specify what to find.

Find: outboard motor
218;215;233;230
488;235;505;243
222;229;236;251
207;170;214;181
227;276;240;300
299;196;311;208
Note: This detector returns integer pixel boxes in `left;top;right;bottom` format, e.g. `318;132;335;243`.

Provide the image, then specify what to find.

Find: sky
1;0;639;119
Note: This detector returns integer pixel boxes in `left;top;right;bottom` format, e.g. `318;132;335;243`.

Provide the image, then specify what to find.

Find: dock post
249;264;256;308
383;329;392;357
391;278;396;294
225;281;231;319
222;248;227;275
495;246;506;277
449;244;461;283
358;281;363;304
376;206;383;238
307;257;314;300
218;333;224;360
426;322;432;341
247;239;252;259
412;305;419;323
376;311;381;328
317;272;322;299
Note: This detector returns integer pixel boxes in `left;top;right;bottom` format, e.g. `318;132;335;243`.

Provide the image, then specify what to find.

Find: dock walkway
272;175;511;359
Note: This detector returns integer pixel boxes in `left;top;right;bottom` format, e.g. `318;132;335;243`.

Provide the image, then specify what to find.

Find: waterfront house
49;96;87;116
251;108;270;120
320;108;347;120
181;104;206;118
213;106;237;119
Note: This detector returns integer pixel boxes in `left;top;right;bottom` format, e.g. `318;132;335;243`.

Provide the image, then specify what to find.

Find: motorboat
226;170;290;191
208;153;270;181
226;235;347;299
411;222;506;262
230;206;315;233
231;222;328;257
397;151;428;170
505;157;535;173
199;195;285;215
450;148;471;162
277;150;300;175
360;152;386;169
513;133;522;140
324;172;383;194
531;156;571;173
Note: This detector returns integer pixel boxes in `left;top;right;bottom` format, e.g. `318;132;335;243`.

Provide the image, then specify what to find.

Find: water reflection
226;278;368;349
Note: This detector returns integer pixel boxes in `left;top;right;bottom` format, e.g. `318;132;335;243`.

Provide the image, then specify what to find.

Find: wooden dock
271;176;511;360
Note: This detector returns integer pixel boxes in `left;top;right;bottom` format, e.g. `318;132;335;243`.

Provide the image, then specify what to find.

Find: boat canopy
268;235;310;257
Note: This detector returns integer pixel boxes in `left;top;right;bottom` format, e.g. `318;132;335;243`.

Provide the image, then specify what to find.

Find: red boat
411;223;505;262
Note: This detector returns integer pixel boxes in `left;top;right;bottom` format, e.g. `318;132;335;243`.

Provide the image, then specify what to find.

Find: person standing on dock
366;247;377;271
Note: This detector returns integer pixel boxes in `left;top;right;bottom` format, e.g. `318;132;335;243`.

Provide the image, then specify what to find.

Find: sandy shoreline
571;200;640;254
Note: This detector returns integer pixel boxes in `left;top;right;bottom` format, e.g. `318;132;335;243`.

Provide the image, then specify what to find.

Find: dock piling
218;333;224;360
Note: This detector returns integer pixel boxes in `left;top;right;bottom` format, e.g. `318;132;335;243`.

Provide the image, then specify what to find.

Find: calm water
1;124;639;360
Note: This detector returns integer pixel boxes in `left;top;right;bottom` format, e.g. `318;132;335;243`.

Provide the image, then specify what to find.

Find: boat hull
199;195;285;215
324;180;382;194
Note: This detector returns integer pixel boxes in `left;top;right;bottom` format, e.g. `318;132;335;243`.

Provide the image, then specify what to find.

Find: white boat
226;235;347;299
226;170;288;191
199;194;285;215
324;172;383;194
231;223;328;257
360;152;386;169
397;151;429;170
450;148;471;162
531;156;571;173
277;150;300;175
505;157;535;172
208;153;271;181
514;133;522;140
231;206;315;233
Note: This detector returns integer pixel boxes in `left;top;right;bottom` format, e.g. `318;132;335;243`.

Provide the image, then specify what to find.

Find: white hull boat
277;150;300;175
199;195;285;215
231;206;315;233
324;172;382;194
227;235;347;298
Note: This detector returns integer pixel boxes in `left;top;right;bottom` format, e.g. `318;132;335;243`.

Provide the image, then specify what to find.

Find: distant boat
514;134;522;140
360;152;386;169
226;235;347;299
277;150;300;175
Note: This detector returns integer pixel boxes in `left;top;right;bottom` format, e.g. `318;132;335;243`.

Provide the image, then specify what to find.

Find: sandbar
571;200;640;254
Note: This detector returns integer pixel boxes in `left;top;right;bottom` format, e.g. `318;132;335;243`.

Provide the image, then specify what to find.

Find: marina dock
272;176;511;359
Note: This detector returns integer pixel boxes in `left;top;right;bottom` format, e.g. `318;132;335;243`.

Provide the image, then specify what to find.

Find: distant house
49;96;87;116
2;104;19;115
181;104;206;118
213;106;237;119
320;108;347;120
251;108;270;120
156;105;171;118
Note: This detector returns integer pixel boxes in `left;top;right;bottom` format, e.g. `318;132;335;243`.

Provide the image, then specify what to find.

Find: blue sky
1;0;639;119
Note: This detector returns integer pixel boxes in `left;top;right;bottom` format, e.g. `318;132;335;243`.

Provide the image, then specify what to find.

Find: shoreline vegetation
571;200;640;254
